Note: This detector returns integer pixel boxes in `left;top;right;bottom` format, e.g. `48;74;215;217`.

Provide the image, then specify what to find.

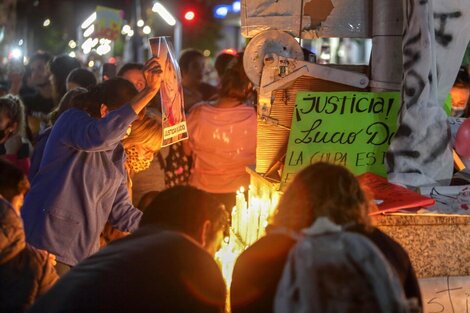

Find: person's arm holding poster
129;58;162;115
63;58;163;152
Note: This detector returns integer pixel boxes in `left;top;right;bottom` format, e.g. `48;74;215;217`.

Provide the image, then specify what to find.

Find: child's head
122;113;162;173
0;95;26;141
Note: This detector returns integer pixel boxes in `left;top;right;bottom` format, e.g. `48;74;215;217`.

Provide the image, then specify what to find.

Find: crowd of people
0;48;423;313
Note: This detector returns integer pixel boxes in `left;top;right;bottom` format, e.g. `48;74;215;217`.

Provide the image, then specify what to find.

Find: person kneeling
27;186;228;313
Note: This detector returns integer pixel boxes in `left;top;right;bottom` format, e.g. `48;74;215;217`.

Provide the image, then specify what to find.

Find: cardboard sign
420;276;470;313
358;172;435;215
149;37;188;147
281;91;400;187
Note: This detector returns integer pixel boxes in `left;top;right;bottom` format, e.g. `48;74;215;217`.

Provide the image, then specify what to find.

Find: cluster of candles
216;185;280;285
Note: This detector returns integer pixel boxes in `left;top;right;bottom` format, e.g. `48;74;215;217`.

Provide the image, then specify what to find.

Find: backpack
274;217;409;313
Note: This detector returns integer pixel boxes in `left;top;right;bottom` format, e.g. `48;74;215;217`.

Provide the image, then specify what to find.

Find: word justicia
296;94;396;119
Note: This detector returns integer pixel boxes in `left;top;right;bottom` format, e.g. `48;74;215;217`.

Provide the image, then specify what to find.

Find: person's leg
55;261;71;277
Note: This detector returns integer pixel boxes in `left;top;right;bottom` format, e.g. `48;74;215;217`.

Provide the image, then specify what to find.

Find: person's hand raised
143;57;163;93
129;58;163;114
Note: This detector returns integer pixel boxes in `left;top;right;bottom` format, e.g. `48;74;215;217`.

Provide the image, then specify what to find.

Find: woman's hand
143;57;163;93
129;58;163;115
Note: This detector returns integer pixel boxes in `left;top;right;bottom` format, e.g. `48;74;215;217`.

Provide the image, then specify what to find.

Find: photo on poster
149;36;188;147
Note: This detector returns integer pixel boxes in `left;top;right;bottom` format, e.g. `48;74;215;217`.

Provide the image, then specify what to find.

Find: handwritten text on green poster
281;91;400;187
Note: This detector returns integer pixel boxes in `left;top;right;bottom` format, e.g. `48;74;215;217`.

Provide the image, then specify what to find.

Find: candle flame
215;184;280;285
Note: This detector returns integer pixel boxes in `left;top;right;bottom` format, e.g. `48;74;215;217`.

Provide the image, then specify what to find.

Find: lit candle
235;189;244;236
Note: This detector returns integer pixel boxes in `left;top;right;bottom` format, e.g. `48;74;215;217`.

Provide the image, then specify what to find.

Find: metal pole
370;0;403;91
174;20;182;56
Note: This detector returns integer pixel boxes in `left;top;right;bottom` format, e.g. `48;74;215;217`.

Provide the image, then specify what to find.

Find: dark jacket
27;226;226;313
28;127;51;181
230;225;422;313
0;199;58;313
21;104;142;266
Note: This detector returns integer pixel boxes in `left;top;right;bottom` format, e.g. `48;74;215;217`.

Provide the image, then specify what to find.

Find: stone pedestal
374;213;470;278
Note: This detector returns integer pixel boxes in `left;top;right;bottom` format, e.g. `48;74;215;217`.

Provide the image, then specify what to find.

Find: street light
151;1;181;55
184;11;195;21
152;2;176;26
81;12;96;29
83;25;95;38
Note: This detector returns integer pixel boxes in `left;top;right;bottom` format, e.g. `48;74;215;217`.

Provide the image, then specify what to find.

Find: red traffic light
184;10;195;21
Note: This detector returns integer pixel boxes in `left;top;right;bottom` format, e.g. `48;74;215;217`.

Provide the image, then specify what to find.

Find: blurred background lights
81;38;93;50
99;38;111;45
121;24;131;35
11;48;22;59
88;60;95;68
152;2;176;26
83;25;95;38
222;48;237;55
18;39;24;46
137;19;144;27
214;1;240;18
184;11;195;21
232;1;241;13
203;49;211;57
97;44;111;56
81;12;96;29
43;19;51;27
68;51;76;58
91;38;99;48
68;40;77;49
142;26;152;35
214;6;229;18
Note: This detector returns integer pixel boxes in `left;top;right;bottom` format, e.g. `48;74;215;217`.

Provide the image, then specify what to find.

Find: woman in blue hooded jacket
21;58;162;274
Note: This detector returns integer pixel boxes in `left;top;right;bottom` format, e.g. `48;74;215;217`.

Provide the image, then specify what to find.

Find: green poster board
281;91;400;187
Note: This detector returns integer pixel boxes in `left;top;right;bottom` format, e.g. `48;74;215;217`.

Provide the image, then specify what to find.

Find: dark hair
219;53;251;102
49;55;81;102
28;51;52;66
140;186;229;242
137;190;160;212
50;88;87;124
270;162;371;232
179;49;204;74
0;159;29;202
214;52;237;78
117;63;144;77
0;95;26;137
66;68;97;90
71;78;138;118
